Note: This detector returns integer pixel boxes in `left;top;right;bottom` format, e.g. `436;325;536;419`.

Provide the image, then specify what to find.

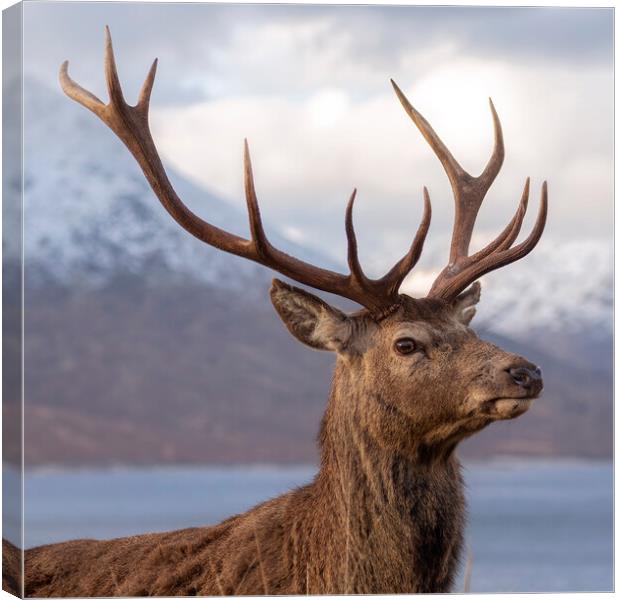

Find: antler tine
137;58;158;114
103;26;126;107
345;189;372;287
59;61;106;117
497;181;548;266
478;98;505;191
379;187;432;296
243;140;272;258
467;177;529;264
429;182;547;299
444;99;504;262
391;79;465;187
494;177;529;252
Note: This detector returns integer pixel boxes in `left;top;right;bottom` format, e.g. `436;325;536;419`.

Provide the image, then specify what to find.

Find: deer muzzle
506;364;543;397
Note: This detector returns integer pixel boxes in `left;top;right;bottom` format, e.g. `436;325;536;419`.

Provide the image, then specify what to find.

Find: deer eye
394;338;418;355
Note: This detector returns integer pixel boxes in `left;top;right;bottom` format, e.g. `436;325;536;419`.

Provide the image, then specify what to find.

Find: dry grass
462;547;474;593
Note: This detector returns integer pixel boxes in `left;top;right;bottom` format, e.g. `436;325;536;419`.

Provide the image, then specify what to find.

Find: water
10;460;613;593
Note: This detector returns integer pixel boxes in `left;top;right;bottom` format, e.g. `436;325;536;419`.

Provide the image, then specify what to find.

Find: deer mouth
486;396;536;419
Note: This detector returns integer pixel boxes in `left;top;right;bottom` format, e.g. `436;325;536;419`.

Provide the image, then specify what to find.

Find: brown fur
5;283;542;597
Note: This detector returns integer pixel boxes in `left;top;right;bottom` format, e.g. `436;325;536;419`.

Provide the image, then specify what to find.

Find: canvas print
2;2;613;596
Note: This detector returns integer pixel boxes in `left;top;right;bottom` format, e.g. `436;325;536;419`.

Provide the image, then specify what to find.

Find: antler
59;27;430;313
391;80;548;301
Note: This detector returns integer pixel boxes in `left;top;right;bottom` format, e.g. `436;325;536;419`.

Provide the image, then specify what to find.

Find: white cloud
150;40;612;274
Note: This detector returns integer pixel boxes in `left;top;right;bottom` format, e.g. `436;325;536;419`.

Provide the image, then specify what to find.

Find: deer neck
311;361;465;592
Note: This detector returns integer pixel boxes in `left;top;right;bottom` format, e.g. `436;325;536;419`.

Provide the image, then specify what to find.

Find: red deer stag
4;28;547;597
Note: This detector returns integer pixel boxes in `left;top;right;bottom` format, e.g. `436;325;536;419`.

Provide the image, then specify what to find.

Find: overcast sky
23;3;613;279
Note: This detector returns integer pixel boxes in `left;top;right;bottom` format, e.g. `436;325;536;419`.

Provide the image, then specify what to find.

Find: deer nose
507;365;543;394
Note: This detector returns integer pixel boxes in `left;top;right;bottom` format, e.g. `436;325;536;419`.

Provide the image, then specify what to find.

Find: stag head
271;280;542;458
60;28;547;458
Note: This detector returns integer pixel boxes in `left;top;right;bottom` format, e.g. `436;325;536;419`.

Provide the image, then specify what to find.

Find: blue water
10;460;613;592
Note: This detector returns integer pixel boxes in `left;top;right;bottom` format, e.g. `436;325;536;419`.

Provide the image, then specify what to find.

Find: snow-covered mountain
13;78;613;344
473;239;612;340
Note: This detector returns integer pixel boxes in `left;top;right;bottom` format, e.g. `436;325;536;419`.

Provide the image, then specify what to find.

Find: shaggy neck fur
304;361;466;594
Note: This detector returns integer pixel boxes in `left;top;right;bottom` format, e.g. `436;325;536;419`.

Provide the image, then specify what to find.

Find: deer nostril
508;366;542;389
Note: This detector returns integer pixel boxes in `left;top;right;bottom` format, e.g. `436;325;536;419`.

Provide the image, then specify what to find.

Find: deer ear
270;279;354;352
452;281;481;325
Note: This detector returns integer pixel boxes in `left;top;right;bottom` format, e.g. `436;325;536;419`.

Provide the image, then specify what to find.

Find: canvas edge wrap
3;2;25;597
